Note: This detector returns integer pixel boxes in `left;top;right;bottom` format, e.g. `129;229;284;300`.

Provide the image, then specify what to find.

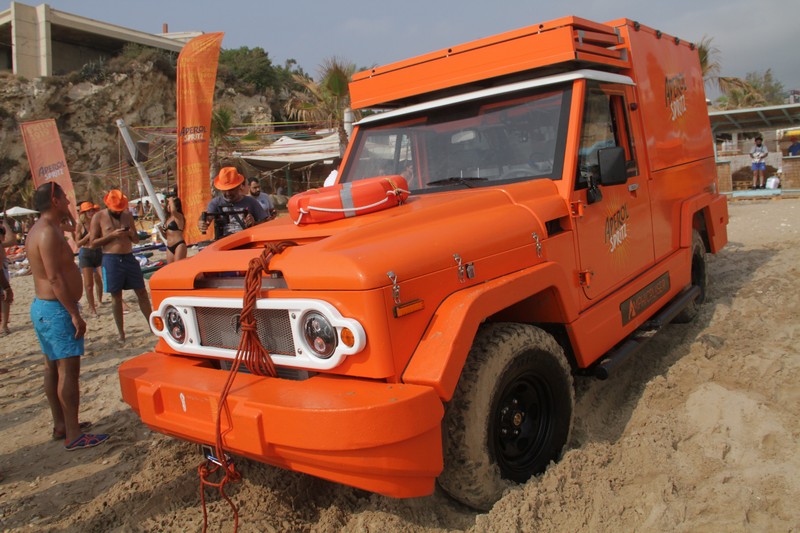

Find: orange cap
104;189;129;211
79;201;95;213
213;167;245;191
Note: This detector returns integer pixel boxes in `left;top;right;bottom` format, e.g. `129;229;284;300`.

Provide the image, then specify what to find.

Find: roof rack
350;16;631;109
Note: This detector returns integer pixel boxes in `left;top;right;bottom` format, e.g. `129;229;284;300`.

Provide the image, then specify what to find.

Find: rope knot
239;317;257;332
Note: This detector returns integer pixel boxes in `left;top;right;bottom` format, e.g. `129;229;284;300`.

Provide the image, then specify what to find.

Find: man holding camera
198;167;267;239
89;189;151;341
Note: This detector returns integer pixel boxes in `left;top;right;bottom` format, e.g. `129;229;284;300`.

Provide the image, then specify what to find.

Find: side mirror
597;146;627;186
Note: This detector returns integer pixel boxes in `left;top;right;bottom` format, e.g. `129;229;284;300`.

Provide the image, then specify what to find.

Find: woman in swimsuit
75;202;104;315
162;196;187;263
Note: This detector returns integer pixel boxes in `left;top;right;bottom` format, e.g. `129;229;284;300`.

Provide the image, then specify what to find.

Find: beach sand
1;199;799;532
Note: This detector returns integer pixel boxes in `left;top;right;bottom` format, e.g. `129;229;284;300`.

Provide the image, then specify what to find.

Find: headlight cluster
302;311;337;358
151;297;366;371
164;305;186;344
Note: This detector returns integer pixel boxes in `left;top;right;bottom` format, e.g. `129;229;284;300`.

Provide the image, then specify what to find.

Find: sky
25;0;799;97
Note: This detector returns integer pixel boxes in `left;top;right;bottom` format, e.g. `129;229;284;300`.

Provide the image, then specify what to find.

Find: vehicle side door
572;82;654;304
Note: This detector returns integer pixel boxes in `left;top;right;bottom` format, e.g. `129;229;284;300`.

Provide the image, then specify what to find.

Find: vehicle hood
151;180;567;291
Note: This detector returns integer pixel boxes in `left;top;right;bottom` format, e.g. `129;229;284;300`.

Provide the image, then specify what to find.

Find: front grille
195;307;295;356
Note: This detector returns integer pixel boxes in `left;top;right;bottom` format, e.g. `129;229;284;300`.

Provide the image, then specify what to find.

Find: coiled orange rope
199;241;296;533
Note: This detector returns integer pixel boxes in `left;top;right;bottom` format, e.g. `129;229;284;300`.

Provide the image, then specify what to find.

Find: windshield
340;86;571;192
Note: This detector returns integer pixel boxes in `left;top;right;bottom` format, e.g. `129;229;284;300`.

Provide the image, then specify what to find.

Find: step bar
593;285;701;380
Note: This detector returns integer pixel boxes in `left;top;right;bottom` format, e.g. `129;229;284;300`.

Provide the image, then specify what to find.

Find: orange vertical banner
176;32;224;245
20;118;79;251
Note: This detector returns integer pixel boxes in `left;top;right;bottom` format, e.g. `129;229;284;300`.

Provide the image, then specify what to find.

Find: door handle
628;183;639;192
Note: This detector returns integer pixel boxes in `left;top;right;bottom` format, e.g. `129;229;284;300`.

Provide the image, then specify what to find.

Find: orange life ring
288;175;410;225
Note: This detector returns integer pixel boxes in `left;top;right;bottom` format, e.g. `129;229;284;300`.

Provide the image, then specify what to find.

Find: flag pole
116;119;166;224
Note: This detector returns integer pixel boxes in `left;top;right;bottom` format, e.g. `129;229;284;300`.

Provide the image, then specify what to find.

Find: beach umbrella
3;206;39;217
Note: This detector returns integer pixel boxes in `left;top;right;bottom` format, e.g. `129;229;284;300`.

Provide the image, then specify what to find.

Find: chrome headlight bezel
149;297;366;371
163;305;186;344
301;311;337;359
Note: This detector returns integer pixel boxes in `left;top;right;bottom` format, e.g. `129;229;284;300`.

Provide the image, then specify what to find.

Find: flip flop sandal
65;433;110;451
52;421;93;440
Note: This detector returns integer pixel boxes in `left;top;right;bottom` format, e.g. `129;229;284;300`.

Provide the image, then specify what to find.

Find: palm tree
717;78;767;109
697;35;721;90
210;106;235;180
284;57;360;156
696;36;767;110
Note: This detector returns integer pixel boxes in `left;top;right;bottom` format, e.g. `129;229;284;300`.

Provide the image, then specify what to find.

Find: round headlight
302;311;337;358
164;305;186;344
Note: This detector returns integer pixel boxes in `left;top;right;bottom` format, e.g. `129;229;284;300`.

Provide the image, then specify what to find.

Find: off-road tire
673;230;707;323
438;323;574;511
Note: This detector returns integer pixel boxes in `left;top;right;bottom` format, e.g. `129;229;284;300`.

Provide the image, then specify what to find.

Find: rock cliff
0;60;273;206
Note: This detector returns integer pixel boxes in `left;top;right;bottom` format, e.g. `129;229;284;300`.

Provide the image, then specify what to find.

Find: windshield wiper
427;176;488;188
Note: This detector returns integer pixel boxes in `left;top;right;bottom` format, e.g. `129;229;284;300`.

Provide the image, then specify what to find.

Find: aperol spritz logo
179;125;207;145
37;160;66;181
665;73;688;121
605;203;629;253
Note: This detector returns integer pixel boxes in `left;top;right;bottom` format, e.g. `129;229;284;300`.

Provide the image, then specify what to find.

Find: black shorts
78;247;103;269
102;253;145;293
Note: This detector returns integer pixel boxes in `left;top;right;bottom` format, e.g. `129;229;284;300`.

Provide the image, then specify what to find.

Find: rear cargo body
120;16;728;504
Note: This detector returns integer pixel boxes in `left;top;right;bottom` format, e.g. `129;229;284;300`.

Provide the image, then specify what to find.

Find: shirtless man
27;182;109;450
89;189;152;341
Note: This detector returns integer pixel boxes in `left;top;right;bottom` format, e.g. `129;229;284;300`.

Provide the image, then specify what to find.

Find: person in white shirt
750;136;768;189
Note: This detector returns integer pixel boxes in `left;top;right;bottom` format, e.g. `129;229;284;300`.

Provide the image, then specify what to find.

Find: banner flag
176;32;224;245
20;118;79;251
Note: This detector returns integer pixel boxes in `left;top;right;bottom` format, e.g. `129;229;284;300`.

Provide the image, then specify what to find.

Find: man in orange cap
198;167;267;239
89;189;152;341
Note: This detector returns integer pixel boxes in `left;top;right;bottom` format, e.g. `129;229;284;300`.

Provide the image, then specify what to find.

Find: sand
1;198;799;532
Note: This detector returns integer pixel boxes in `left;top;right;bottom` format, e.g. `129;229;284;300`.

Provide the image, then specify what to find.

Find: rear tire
438;323;574;511
673;229;707;323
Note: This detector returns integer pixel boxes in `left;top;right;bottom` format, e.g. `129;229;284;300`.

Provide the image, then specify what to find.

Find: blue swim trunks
102;253;145;294
30;298;84;360
751;161;766;171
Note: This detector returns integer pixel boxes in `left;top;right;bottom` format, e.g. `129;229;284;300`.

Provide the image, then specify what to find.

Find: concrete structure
709;104;800;193
0;2;197;78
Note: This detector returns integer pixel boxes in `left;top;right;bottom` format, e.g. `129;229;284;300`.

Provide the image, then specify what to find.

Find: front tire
438;323;574;510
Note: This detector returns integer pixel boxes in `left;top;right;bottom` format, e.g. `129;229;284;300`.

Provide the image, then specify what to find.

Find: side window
576;85;637;189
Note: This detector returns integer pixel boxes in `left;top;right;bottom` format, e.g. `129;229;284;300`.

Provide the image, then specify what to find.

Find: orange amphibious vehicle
120;16;728;510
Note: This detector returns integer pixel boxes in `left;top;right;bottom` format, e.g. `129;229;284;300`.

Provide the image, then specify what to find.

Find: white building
0;1;200;78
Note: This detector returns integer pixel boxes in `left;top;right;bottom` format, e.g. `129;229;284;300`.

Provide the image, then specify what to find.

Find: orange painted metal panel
566;248;691;367
350;16;629;109
403;259;577;401
613;21;715;173
704;194;729;253
119;352;443;497
649;160;721;261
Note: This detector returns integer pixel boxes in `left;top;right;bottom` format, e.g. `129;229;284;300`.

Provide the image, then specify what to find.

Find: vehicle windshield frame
340;83;573;193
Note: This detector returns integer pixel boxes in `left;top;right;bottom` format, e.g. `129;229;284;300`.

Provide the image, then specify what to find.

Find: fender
680;191;729;252
402;261;577;401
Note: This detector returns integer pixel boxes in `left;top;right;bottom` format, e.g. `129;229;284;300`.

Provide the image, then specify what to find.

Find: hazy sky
29;0;799;95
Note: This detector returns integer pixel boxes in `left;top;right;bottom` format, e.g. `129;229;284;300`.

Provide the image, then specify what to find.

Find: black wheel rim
491;370;554;481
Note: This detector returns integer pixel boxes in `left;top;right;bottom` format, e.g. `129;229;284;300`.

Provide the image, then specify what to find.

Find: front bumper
119;352;444;498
